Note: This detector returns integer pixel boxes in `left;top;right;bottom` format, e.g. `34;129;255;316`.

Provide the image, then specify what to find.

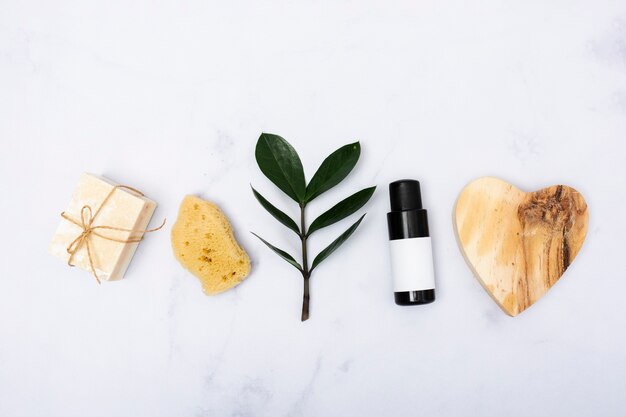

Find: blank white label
389;237;436;292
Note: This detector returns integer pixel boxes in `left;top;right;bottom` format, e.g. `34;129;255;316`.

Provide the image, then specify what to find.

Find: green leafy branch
251;133;375;321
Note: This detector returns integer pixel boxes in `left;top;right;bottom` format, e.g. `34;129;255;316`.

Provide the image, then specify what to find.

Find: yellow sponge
171;195;251;295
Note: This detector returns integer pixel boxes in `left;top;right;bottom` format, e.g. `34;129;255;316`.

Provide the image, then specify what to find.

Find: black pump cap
389;179;422;211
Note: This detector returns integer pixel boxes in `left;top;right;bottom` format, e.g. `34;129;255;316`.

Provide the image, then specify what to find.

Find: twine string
60;185;165;283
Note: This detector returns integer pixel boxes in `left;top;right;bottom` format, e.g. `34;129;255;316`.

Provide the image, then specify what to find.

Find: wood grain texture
454;177;588;316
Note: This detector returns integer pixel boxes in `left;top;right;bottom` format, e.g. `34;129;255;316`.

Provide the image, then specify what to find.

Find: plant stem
301;276;310;321
300;203;310;321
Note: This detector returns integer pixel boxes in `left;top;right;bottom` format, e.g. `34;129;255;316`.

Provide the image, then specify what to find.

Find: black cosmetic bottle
387;179;436;305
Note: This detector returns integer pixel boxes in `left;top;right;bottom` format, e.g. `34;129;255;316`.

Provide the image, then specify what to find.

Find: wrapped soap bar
49;173;163;282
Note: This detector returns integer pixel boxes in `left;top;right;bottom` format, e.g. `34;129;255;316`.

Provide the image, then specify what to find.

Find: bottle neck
387;209;429;240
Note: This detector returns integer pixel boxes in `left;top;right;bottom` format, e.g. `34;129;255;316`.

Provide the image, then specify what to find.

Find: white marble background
1;1;626;416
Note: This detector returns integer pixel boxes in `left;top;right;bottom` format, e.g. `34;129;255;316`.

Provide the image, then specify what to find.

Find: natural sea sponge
171;195;251;295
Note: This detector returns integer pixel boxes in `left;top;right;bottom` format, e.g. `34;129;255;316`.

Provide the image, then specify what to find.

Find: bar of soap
171;195;251;295
49;173;157;281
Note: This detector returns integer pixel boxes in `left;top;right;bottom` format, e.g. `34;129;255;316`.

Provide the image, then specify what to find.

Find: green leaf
251;186;300;235
305;142;361;202
255;133;306;203
310;214;366;272
307;186;376;236
251;232;302;271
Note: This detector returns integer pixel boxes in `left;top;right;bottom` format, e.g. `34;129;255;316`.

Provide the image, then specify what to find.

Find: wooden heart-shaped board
454;177;588;316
